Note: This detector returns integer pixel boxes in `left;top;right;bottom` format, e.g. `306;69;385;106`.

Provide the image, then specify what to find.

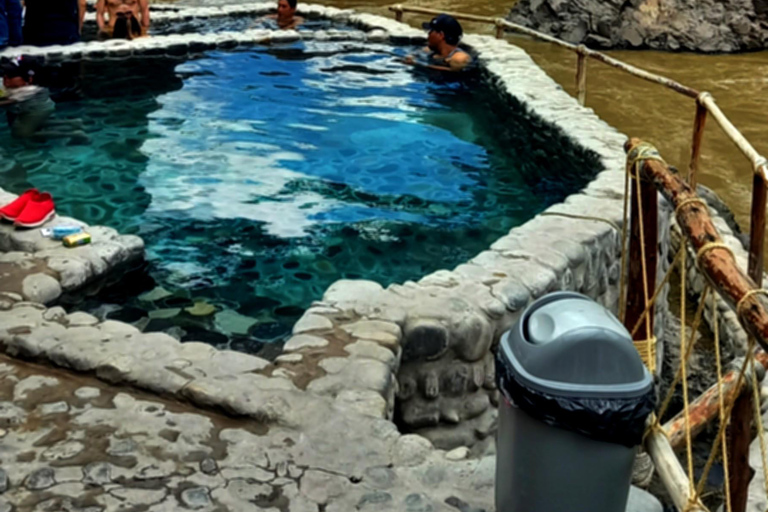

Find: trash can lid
499;292;653;399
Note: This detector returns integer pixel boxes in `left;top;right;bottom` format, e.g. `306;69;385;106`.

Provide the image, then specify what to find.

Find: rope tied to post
633;336;656;374
627;142;666;179
736;288;768;322
695;242;736;271
674;197;709;217
621;141;662;372
621;137;768;511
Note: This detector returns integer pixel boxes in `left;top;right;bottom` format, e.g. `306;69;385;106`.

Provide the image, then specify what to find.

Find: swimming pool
0;40;600;355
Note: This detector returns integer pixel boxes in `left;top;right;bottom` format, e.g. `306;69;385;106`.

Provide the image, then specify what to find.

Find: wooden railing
389;4;768;284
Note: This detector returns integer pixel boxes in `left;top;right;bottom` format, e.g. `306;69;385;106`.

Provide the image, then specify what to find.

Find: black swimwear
23;0;80;46
429;48;470;68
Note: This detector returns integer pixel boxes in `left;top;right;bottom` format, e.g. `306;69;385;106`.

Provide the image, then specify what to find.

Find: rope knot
627;142;666;179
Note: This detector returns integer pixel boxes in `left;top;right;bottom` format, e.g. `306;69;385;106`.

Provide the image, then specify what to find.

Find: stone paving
0;352;669;512
0;353;506;512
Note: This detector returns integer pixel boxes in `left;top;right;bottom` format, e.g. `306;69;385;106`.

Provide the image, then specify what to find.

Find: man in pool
266;0;304;30
96;0;149;38
404;14;472;72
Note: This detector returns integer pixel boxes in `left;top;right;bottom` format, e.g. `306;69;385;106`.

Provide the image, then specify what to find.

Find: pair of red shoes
0;189;56;228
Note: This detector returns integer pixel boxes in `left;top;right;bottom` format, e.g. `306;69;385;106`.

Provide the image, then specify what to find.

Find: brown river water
322;0;768;243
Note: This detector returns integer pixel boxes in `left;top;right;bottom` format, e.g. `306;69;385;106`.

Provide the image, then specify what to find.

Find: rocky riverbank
507;0;768;52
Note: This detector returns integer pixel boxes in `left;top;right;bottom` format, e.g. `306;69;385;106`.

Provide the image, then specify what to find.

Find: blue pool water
0;41;600;355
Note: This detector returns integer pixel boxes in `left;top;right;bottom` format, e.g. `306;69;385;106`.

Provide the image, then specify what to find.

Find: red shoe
14;192;56;228
0;189;38;221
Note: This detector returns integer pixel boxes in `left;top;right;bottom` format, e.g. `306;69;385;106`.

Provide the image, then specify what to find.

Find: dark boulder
508;0;768;52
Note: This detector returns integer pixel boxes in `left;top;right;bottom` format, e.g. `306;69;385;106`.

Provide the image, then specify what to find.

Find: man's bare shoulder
448;50;472;70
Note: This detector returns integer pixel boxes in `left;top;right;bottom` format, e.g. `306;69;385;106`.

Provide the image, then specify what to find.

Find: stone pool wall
272;25;675;448
0;3;674;462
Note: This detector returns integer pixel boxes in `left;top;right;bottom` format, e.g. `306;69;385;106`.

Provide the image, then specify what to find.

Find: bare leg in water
11;114;89;144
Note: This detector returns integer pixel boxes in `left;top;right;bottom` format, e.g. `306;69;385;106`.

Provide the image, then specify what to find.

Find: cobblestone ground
0;355;497;512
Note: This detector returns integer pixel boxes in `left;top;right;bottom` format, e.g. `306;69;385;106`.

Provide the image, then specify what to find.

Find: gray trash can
495;292;655;512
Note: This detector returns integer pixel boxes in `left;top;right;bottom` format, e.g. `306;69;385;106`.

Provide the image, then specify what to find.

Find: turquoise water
0;41;600;355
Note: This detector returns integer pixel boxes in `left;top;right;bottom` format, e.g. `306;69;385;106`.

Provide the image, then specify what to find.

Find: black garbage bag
496;348;656;448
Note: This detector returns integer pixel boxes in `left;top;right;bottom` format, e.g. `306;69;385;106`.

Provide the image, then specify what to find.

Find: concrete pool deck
0;352;672;512
0;4;764;510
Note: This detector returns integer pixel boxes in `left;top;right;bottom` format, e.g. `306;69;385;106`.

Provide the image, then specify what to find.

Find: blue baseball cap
422;14;463;43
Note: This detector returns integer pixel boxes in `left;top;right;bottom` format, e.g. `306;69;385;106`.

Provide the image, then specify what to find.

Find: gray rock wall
508;0;768;52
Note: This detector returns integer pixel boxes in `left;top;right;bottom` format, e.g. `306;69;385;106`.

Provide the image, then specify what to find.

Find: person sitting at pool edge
268;0;304;30
405;14;472;72
0;57;88;143
96;0;149;39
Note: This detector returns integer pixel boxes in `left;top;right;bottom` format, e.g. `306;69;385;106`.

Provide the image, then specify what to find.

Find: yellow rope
696;242;736;270
538;212;621;232
674;197;709;217
627;142;667;175
634;162;654;372
657;286;711;421
736;288;768;319
633;336;657;374
683;497;707;512
630;246;685;338
621;140;665;325
694;339;756;502
680;247;696;495
622;140;766;510
712;292;732;512
750;350;768;503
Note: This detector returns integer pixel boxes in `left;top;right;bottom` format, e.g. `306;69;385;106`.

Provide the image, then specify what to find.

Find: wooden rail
627;138;768;511
389;4;768;285
626;138;768;351
663;351;768;450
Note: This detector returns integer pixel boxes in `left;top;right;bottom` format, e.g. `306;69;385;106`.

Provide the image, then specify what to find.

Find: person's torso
429;48;467;67
7;86;55;117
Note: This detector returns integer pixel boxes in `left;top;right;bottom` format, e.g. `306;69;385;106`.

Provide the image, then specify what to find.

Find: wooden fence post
495;19;505;39
748;168;768;284
576;45;587;106
624;161;658;363
728;390;754;512
689;97;708;189
394;5;403;22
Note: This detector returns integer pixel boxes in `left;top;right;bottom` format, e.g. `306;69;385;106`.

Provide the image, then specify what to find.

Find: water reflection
0;40;600;355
